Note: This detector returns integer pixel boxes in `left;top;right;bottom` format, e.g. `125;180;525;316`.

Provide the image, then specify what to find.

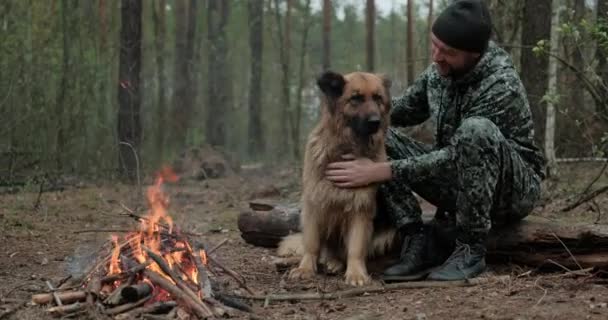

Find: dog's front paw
344;266;370;286
289;267;315;280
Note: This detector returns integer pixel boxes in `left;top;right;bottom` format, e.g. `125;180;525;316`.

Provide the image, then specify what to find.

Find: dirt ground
2;162;608;320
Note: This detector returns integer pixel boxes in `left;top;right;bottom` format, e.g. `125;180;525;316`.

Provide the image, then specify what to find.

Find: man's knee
452;117;504;152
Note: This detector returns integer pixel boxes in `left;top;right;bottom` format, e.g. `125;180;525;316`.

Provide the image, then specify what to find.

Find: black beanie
431;0;492;53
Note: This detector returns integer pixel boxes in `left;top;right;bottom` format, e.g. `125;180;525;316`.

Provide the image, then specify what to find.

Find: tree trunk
273;0;291;158
248;0;265;159
425;0;433;68
56;0;71;171
406;0;414;83
293;0;313;160
544;0;563;178
598;0;608;114
206;0;230;147
520;0;552;149
171;0;193;150
571;0;586;103
237;202;608;269
99;0;107;49
152;0;167;160
117;0;142;182
322;0;331;70
365;0;375;72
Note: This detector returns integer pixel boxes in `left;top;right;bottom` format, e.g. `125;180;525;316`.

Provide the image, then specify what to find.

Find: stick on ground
228;276;510;304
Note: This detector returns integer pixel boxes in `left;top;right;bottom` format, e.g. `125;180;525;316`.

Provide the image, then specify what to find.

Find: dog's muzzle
349;114;382;137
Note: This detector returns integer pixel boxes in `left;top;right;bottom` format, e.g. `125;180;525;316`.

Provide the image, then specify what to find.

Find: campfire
31;167;253;319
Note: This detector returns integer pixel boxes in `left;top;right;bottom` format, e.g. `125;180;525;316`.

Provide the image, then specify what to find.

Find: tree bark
365;0;375;72
206;0;231;147
152;0;167;160
248;0;265;159
322;0;331;70
520;0;552;149
117;0;142;182
172;0;197;150
598;0;608;114
406;0;414;83
293;0;313;160
273;0;292;158
426;0;434;68
544;0;563;178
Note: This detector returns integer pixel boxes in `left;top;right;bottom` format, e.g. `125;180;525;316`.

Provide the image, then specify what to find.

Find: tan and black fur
278;71;399;286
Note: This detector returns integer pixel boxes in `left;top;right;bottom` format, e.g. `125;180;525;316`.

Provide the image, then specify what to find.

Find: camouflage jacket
390;41;546;179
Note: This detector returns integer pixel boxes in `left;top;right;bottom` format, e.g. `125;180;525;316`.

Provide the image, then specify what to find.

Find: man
324;0;544;281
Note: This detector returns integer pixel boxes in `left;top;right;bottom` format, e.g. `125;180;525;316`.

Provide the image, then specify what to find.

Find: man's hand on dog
325;154;392;188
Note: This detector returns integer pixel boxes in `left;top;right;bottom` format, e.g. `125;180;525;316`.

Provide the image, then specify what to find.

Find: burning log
144;269;213;319
104;295;152;316
32;291;87;305
121;283;153;303
114;301;177;320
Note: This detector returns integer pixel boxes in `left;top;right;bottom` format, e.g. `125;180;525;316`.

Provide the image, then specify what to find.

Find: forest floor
2;161;608;320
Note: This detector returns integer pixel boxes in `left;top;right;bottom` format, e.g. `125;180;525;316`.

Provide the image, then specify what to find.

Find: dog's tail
276;229;399;258
369;227;399;258
277;233;304;257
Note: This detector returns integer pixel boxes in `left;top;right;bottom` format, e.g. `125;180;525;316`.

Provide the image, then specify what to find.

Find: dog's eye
349;94;365;104
372;94;383;104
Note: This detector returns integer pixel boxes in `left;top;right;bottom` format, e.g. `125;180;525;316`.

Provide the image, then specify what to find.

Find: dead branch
104;295;152;315
193;250;213;299
32;291;87;305
85;275;101;305
228;276;510;304
101;262;149;284
114;301;177;320
562;185;608;212
45;281;62;306
144;248;214;316
144;270;213;319
208;238;229;255
46;302;86;317
208;255;256;295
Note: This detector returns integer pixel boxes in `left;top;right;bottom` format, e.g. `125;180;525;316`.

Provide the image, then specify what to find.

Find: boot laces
445;240;471;266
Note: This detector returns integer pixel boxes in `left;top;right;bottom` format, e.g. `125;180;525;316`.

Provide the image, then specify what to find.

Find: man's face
430;33;481;77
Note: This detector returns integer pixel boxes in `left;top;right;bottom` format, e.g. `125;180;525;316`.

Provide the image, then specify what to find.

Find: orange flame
109;235;122;275
200;249;208;265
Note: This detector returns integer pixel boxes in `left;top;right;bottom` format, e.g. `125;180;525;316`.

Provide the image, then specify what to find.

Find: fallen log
238;201;608;270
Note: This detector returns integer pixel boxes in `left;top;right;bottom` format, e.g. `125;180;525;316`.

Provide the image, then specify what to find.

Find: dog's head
317;71;391;139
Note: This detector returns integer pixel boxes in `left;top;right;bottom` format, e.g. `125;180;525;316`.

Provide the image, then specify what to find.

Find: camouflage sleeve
390;68;431;127
461;80;524;124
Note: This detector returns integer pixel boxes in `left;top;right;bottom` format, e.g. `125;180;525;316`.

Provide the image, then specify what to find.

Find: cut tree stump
238;201;608;270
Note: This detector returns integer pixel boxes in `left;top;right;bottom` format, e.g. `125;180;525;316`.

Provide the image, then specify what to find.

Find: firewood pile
31;168;253;319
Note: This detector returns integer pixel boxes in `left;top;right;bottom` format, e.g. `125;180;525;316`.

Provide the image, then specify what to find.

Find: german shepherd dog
278;71;398;286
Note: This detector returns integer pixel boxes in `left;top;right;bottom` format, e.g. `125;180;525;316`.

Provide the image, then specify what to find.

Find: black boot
383;223;427;277
427;232;487;281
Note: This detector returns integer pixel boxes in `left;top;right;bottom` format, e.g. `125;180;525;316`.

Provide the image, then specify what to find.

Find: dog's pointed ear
377;73;392;92
317;71;346;99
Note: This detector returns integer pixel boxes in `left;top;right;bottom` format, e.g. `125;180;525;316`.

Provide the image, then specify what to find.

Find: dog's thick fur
278;71;399;286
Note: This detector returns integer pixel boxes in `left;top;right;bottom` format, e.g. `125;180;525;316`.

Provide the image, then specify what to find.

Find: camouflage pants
377;117;542;236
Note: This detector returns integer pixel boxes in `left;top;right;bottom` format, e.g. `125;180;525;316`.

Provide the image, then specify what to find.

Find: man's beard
436;57;480;78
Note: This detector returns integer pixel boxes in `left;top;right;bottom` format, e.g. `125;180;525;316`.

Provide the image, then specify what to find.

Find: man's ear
316;71;346;99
